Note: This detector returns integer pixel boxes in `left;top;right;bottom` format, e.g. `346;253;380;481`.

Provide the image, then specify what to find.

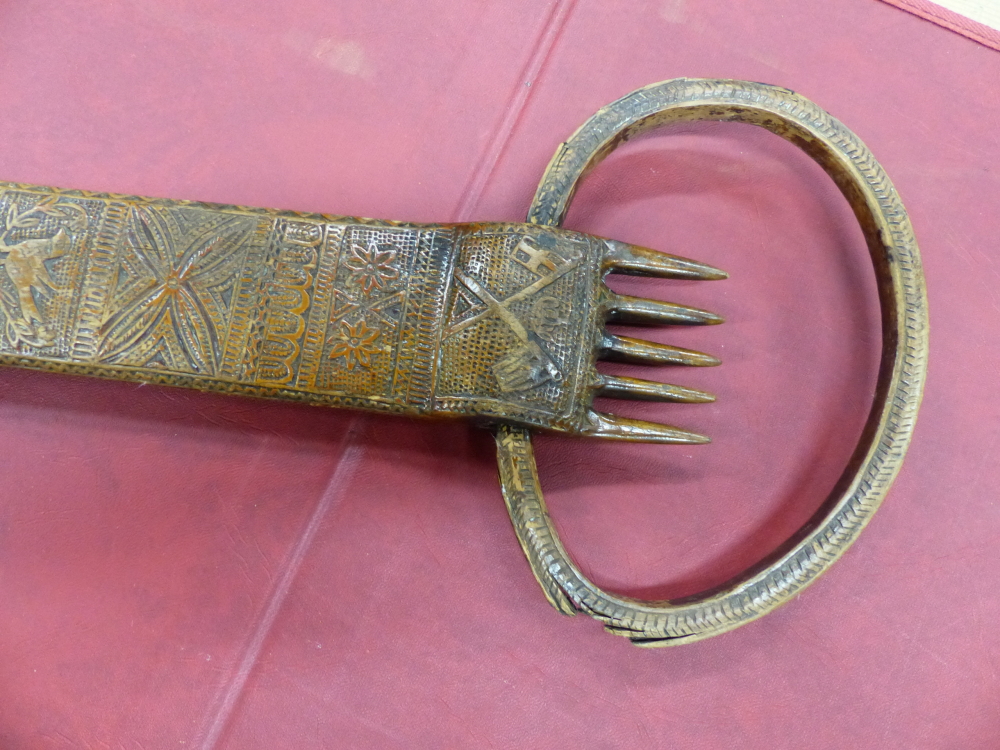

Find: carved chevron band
500;78;929;646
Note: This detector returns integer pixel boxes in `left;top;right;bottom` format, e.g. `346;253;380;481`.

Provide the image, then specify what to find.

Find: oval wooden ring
494;79;929;646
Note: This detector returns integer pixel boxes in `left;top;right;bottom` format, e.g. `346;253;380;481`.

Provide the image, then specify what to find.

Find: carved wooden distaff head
0;79;927;645
433;222;726;442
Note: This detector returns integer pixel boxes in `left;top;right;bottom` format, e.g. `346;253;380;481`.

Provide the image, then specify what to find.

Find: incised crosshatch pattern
0;182;598;431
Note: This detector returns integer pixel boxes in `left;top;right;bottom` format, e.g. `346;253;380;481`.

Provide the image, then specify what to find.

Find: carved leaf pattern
98;207;248;374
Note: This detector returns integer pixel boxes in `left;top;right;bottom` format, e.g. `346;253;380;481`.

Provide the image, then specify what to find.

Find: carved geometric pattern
0;184;595;431
98;205;255;375
436;229;592;421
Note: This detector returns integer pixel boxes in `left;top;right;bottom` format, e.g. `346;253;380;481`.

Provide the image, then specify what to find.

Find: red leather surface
0;1;997;747
878;0;1000;52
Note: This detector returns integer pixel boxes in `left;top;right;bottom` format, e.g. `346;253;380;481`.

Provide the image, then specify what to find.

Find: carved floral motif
98;207;249;374
344;241;399;294
327;318;381;370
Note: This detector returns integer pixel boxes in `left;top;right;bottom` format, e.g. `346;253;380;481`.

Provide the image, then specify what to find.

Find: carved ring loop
494;79;928;646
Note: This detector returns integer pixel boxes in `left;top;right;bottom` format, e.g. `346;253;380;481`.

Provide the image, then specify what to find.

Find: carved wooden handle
497;79;929;646
0;183;724;438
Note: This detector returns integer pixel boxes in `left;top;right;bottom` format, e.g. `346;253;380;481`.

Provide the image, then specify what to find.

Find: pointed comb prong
600;333;720;367
606;293;724;326
597;374;715;403
603;240;728;280
582;410;711;444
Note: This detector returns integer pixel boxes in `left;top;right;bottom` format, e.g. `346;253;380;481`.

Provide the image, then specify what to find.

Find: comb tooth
600;333;721;367
603;239;728;280
597;375;715;403
582;410;711;444
606;294;724;326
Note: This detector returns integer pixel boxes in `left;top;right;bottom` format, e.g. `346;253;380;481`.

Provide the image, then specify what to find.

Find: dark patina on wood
0;79;927;645
0;190;724;441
